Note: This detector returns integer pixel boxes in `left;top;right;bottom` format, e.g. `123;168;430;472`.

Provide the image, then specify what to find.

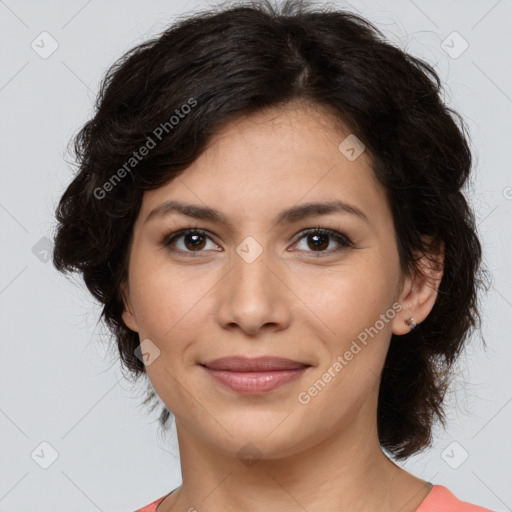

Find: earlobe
391;240;444;336
120;282;139;333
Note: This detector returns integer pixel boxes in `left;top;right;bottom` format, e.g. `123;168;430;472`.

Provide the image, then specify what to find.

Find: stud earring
405;317;417;330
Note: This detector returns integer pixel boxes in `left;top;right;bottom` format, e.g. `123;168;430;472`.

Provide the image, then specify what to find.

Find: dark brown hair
52;0;488;459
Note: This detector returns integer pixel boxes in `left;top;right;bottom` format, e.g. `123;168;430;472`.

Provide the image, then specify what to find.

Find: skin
121;100;444;512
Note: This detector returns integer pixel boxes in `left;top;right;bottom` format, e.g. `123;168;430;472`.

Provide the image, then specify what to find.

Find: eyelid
162;227;220;253
161;226;353;255
292;227;353;249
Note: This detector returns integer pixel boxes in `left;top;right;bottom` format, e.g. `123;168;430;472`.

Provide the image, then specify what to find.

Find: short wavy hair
52;0;488;459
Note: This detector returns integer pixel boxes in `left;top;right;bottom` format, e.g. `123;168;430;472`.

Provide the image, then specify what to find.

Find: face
121;102;422;460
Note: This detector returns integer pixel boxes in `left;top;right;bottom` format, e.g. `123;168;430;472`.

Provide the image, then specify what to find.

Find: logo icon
441;32;469;59
31;32;59;59
441;441;469;469
32;236;53;263
338;134;365;161
134;338;161;365
236;236;263;264
237;442;263;467
31;441;59;469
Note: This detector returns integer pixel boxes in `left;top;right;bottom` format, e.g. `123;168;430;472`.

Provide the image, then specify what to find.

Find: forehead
138;103;391;231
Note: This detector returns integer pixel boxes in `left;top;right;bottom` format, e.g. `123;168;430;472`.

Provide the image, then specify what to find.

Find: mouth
199;356;312;394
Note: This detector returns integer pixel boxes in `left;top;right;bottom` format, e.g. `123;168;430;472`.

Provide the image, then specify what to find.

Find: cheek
129;255;218;349
293;259;398;343
131;265;206;406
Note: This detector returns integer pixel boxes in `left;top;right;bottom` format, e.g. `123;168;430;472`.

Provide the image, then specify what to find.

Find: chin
203;415;320;461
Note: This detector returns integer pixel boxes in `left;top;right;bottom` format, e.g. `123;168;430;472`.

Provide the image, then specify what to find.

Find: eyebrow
143;199;370;229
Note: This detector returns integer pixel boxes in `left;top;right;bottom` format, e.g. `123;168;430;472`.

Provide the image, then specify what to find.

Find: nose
215;248;292;337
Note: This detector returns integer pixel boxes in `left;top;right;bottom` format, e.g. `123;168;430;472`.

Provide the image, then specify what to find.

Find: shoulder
134;495;167;512
417;485;495;512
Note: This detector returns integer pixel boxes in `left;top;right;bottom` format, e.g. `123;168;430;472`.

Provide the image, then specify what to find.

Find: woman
51;0;493;510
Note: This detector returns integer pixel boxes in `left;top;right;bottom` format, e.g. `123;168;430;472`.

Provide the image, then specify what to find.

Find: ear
120;281;139;333
391;238;444;335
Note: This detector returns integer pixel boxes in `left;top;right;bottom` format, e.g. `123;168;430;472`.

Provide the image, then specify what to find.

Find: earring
405;317;417;330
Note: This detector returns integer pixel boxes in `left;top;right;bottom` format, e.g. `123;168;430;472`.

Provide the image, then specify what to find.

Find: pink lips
201;356;310;394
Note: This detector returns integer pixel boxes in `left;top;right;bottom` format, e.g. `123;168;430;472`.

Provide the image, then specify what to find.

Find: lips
201;356;310;371
200;356;311;394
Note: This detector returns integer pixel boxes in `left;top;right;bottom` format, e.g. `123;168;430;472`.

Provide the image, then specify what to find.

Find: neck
161;396;431;512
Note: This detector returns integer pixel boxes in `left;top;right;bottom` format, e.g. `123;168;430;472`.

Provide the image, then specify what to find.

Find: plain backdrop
1;0;511;510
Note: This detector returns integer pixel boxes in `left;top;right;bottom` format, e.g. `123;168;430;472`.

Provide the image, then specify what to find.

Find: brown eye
293;228;352;255
162;227;352;257
183;232;207;251
162;229;220;255
306;232;329;251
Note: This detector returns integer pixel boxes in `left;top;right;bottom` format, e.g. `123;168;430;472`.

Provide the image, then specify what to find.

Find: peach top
135;484;495;511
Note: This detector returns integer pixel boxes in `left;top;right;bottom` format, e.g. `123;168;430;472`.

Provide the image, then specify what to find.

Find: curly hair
52;0;488;459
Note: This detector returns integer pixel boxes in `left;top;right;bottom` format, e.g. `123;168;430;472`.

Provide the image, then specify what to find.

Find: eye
162;228;220;256
291;227;353;255
161;226;353;257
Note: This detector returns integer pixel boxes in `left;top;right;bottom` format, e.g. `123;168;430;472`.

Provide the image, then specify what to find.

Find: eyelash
161;226;353;257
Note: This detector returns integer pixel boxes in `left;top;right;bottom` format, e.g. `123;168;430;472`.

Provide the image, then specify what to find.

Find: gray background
1;0;511;510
